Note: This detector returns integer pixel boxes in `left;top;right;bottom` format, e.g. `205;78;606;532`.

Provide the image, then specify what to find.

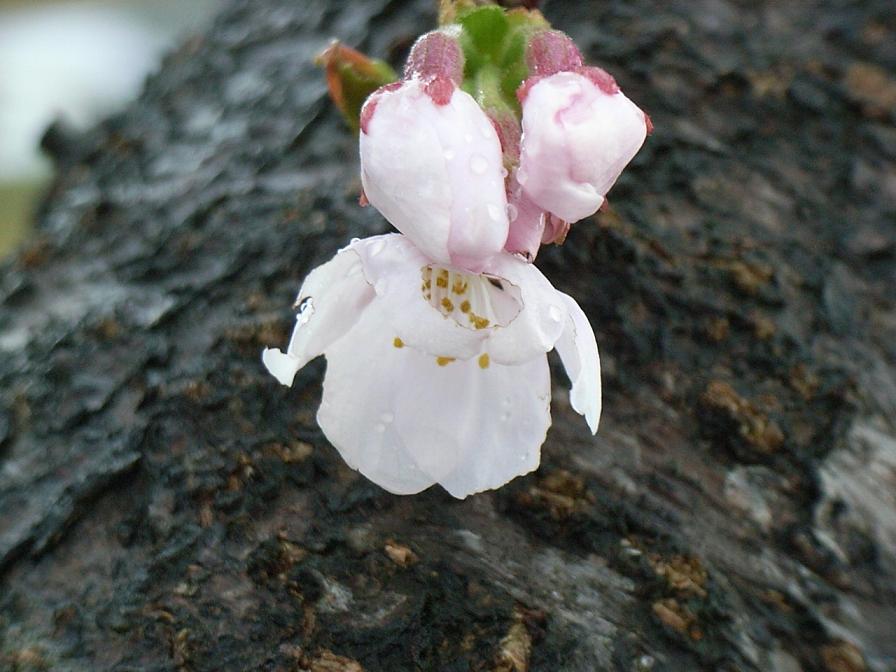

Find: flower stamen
421;265;522;332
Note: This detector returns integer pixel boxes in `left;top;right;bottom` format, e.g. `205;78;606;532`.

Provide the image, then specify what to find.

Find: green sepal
455;5;548;118
458;5;509;61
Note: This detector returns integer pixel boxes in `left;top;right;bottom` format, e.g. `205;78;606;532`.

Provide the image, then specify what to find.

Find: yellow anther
393;337;405;349
436;276;448;288
452;280;467;295
460;300;471;313
469;315;490;330
478;353;490;369
441;298;454;312
424;279;432;289
436;356;455;367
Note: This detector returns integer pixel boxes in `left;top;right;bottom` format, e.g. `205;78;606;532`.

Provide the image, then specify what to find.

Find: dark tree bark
1;1;895;670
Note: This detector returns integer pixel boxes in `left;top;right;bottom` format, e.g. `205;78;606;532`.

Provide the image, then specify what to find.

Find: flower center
421;265;521;331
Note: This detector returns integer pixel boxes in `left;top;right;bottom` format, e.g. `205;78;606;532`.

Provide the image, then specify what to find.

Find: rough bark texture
1;1;895;670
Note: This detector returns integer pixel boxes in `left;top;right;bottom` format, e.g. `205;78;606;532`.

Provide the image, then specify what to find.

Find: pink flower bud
516;69;649;223
360;78;510;273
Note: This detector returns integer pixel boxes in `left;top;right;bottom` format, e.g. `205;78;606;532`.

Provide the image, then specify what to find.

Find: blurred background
0;0;219;257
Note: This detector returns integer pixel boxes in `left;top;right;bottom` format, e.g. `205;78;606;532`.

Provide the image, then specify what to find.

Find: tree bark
2;1;895;670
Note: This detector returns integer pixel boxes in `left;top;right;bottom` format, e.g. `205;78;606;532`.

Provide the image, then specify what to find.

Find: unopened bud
316;41;398;132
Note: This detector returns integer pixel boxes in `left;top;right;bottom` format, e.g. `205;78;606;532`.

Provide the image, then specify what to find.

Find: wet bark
1;1;895;670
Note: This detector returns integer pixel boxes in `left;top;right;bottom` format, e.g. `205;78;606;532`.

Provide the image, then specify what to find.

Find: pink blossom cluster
264;23;649;498
361;29;651;263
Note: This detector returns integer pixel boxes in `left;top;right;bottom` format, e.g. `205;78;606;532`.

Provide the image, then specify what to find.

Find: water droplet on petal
444;148;456;161
506;204;519;222
487;204;503;222
548;305;564;323
349;237;361;245
516;167;528;185
296;297;315;324
470;154;489;175
481;123;493;138
500;167;509;178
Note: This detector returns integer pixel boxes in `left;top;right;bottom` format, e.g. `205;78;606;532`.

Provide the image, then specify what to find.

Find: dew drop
487;203;504;222
516;167;528;185
350;237;361;245
469;154;489;175
444;148;456;161
296;297;315;324
548;305;564;323
506;203;519;222
500;167;509;178
480;123;493;138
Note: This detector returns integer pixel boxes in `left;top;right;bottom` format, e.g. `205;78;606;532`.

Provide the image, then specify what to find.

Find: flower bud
315;41;397;133
360;75;509;272
516;69;650;223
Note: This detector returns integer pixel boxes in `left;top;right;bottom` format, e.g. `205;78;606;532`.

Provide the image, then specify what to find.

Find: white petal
435;353;551;498
360;79;509;272
262;248;375;386
554;293;602;433
262;348;303;387
483;253;569;365
350;234;488;360
318;305;552;498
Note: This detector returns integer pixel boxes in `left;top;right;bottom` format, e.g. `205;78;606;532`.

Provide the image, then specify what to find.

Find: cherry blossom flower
262;21;621;498
262;234;600;499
